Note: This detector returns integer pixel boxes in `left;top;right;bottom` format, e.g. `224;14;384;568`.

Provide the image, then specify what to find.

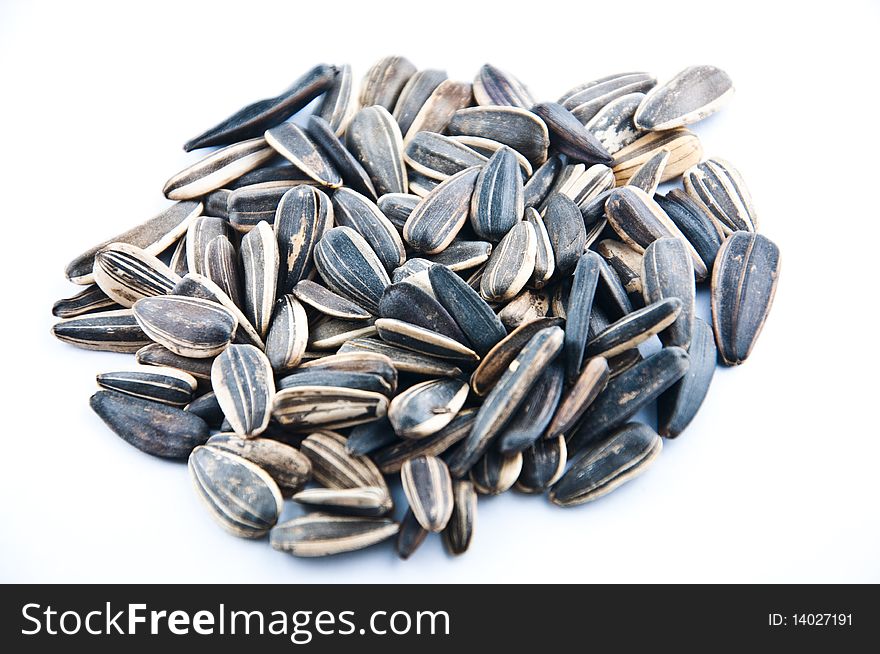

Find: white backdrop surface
1;0;878;583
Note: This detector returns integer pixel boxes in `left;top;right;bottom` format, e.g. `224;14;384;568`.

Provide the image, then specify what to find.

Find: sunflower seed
239;221;278;338
292;280;368;320
169;232;189;277
52;284;119;319
594;254;635;320
279;369;391;396
403;79;473;142
473;63;534;108
332;188;405;271
563;251;602;383
392;258;434;283
338;338;463;378
293;487;392;517
470;147;524;242
274;185;333;294
186;216;230;276
608;348;642;379
635;65;734;131
227;186;288;232
388;378;469;439
407;169;440;197
264;123;342;188
185;392;224;427
379;282;468;343
711;231;780;365
397;509;429;560
439;480;476;555
559;72;657;123
92;242;180;308
65;201;201;285
545;356;608;442
584;92;646;155
189;445;283;537
164;138;275;200
373;408;476;474
596;239;643;296
91;390;209;458
172;273;264;349
516;435;567;493
270;514;398;557
204;189;232;218
306;115;377;198
579;189;613;224
447;106;549;166
132;295;237;358
359;56;416;110
496;360;564;454
543;194;586;275
449;326;564;476
655;189;722;271
425;240;492;272
206;433;312;496
552;422;662;506
299;431;388;492
299;351;397;389
211;344;275;437
403;166;480;254
404;131;487;181
52;309;151;353
346;105;407;196
470;449;522;495
568;346;689;454
611;128;702;185
204;235;243;308
402;455;454;532
627;148;669;195
393;69;448;135
314;226;390;314
308;316;377;349
136;343;215;382
498;288;550;332
447;135;533;178
543;163;615;213
273;386;388;430
377;193;420;231
683;158;758;235
96;366;197;407
586;298;682;359
229;164;314;190
658;318;716;437
375;318;479;362
523;155;563;208
532;102;612;165
642;237;695;348
316;64;353;136
480;222;536;302
346;418;399;456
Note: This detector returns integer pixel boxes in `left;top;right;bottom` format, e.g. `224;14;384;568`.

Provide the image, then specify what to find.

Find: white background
1;0;878;583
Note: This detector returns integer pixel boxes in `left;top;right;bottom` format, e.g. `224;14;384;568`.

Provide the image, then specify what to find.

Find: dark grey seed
470;147;524;242
186;216;231;276
96;366;197;407
298;351;397;390
516;435;567;494
314;226;391;314
137;343;214;382
184;64;336;151
308;316;377;350
480;222;536;302
635;65;734;131
563;252;602;383
164;138;275;200
584;92;646;155
227;186;288;232
580;188;613;224
389;378;469;439
404;131;487;180
377;193;420;231
403;79;473;142
52;309;150;353
65;201;201;285
711;231;780;365
532;102;612;165
546;356;609;442
612;128;702;185
683;158;758;235
346;105;407;196
448;135;533;178
608;348;642;379
407;169;440;197
92;242;180;308
658;318;716;437
397;509;429;559
332;187;405;271
498;288;550;332
523;155;563;208
132;295;237;358
550;278;570;319
52;284;118;319
293;280;370;320
271;514;398;557
189;445;283;537
315;63;353;136
596;239;643;296
338;338;463;378
543;194;586;274
274;185;332;294
447;106;549;166
279;370;392;397
207;433;312;496
402;455;454;532
470;449;522;495
306;116;378;199
299;431;388;492
627;148;669;196
373;408;476;474
568;347;689;454
473;63;534;108
293;487;392;517
204;235;243;308
642;238;695;348
273;386;388;430
264;122;342;188
359;56;417;110
211;344;275;437
346;417;399;456
375;318;479;362
656;189;722;271
204;189;231;218
496;360;564;454
559;72;657;124
426;240;491;272
595;254;635;320
449;326;564;477
170;235;188;278
91;390;209;458
228;164;313;190
171;273;264;349
443;480;477;555
239;221;278;337
553;422;662;506
185;392;224;427
392;258;434;283
379;283;467;343
403;167;480;254
587;299;610;339
586;298;682;358
393;69;448;135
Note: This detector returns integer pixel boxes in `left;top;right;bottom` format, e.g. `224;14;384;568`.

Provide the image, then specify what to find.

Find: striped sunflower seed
448;135;533;178
523;155;563;208
279;369;392;397
642;237;696;348
227;186;288;232
186;216;231;276
559;72;657;124
543;194;586;274
332;188;405;272
711;231;780;365
379;282;467;342
403;79;473;142
92;242;180;308
516;435;567;494
136;343;214;382
239;221;278;338
442;480;477;555
292;487;392;517
164;138;275;200
206;433;312;496
496;360;564;454
545;356;609;441
447;106;549;166
91;390;209;458
96;365;197;407
388;378;469;439
470;449;522;495
611;128;702;185
169;234;188;277
346;105;408;196
274;185;333;294
658;318;716;437
563;251;602;383
133;295;237;358
270;514;398;557
359;56;416;110
542;162;614;213
228;164;313;190
586;297;682;359
404;131;487;180
346;418;399;456
635;65;734;131
401;455;454;532
683;158;758;235
53;309;150;353
470;146;524;242
532;102;612;165
314;226;391;314
397;509;429;560
189;445;283;537
498;288;550;332
185;392;224;427
211;344;275;437
377;192;420;231
480;221;536;302
594;254;635;320
375;318;478;362
473;63;534;108
293;280;370;320
403;166;480;254
393;69;448;135
306;115;378;198
655;189;722;271
273;386;388;430
299;352;397;390
596;239;643;296
316;63;354;136
608;348;642;379
52;284;119;319
264;123;342;188
627;148;670;195
339;338;463;378
373;408;476;474
584;92;646;155
407;170;439;197
425;240;492;272
299;431;388;493
172;273;264;349
204;235;243;309
308;316;377;350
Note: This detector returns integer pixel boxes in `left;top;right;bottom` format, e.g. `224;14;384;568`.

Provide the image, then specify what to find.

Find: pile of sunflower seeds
51;59;780;559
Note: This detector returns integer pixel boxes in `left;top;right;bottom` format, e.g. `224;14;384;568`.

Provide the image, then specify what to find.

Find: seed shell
239;221;279;337
332;187;405;272
635;65;734;131
229;164;313;190
375;318;479;362
52;284;119;319
171;273;264;349
379;282;468;343
516;435;567;494
470;146;524;241
658;318;716;437
306;115;377;198
227;186;288;232
627;148;670;196
425;240;492;272
338;338;463;378
480;221;536;302
186;216;230;277
96;366;197;407
532;102;612;165
346;105;408;196
442;480;477;555
274;185;332;294
206;433;312;496
403;79;473;142
404;131;487;180
132;295;237;358
584;92;646;155
447;106;549;166
543;194;586;274
270;514;398;557
470;449;522;495
473;63;534;109
683;158;758;235
641;237;695;348
496;360;564;454
397;509;429;560
211;344;275;437
401;455;454;532
299;351;398;388
202;235;242;308
611;128;702;185
377;193;420;231
373;408;476;474
403;167;480;254
346;418;399;456
264;122;342;188
293;280;370;320
559;72;657;124
293;487;392;517
586;298;682;359
273;386;388;430
314;226;391;314
164;138;275;200
523;155;563;208
393;69;448;135
308;316;377;350
388;378;469;439
299;431;388;492
279;369;391;397
563;252;602;383
545;356;609;441
52;309;151;353
498;288;550;332
316;63;353;136
92;242;180;308
136;343;215;382
359;56;416;110
655;189;722;271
